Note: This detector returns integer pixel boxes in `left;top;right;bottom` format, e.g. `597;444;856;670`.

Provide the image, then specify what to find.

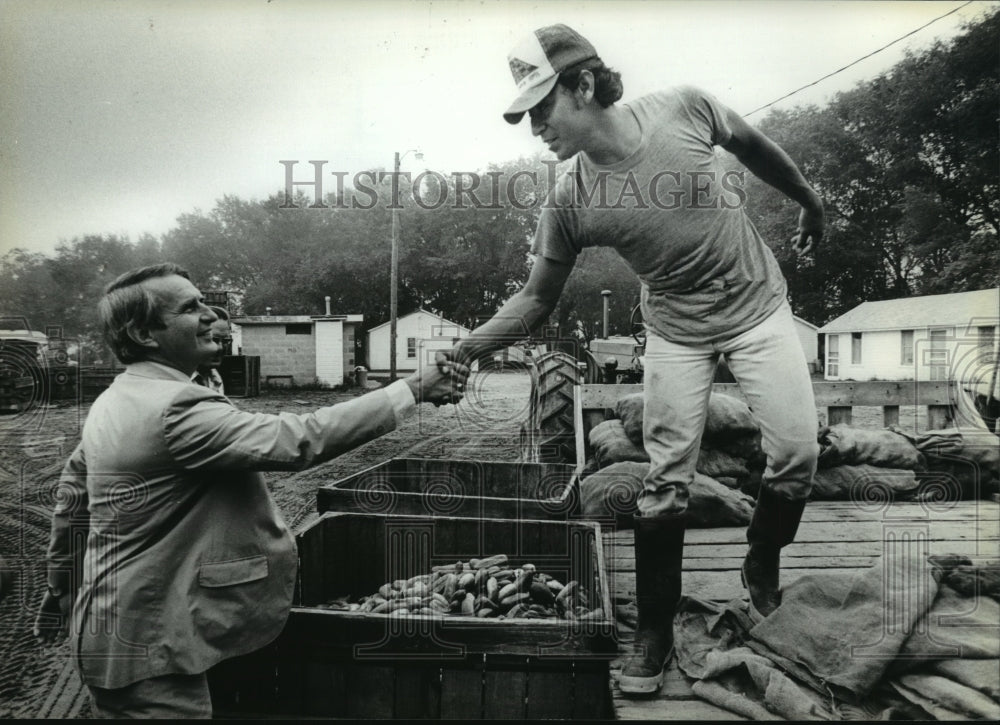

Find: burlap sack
589;419;752;487
578;461;754;528
697;447;751;481
704;392;759;440
589;419;649;467
615;392;759;448
892;427;1000;476
818;425;926;471
615;394;646;447
809;464;919;501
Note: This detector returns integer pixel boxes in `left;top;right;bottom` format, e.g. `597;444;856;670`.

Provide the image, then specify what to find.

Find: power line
744;1;975;118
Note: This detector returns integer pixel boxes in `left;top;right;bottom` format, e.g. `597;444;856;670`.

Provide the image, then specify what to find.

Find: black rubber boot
619;513;685;696
741;488;807;621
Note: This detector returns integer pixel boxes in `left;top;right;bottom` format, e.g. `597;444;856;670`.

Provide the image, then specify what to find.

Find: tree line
2;8;996;363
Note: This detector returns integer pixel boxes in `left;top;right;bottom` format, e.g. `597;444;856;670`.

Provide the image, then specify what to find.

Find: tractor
520;291;734;464
0;318;77;413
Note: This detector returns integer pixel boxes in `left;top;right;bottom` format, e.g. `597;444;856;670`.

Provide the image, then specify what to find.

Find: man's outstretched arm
722;108;825;256
452;255;576;366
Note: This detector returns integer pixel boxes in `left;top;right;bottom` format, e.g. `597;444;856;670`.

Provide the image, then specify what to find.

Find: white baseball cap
503;24;598;124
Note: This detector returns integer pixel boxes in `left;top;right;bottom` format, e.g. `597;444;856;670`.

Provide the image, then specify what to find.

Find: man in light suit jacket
34;263;466;718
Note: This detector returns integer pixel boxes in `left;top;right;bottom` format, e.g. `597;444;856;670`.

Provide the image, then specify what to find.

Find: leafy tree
743;6;999;325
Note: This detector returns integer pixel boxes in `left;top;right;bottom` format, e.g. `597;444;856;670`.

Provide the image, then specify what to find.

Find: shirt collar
125;360;194;383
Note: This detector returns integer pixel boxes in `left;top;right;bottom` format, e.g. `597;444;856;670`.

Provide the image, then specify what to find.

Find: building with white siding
792;315;820;372
817;288;999;394
367;310;471;374
233;314;363;387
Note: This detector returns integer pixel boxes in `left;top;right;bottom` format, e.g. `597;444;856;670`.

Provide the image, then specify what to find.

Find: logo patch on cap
509;57;538;84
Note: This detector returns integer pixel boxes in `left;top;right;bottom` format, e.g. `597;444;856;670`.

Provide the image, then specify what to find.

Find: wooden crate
316;458;579;521
208;512;616;719
220;355;260;397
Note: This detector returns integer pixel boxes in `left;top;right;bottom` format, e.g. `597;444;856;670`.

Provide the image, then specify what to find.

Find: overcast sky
1;0;994;258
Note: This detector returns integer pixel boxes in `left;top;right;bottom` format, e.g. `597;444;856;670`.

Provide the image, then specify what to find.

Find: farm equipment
519;291;737;464
587;299;647;384
0;319;77;413
0;324;50;413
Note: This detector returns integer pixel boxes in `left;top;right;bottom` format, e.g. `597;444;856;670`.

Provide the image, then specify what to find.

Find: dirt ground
0;369;533;719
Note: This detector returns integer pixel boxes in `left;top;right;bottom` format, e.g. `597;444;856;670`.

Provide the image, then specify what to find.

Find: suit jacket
47;361;412;689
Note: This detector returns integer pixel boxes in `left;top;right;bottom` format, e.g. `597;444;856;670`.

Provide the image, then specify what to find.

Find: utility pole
389;149;422;382
390;151;400;382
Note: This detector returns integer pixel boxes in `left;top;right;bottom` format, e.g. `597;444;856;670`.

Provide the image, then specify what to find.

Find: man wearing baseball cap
446;23;824;696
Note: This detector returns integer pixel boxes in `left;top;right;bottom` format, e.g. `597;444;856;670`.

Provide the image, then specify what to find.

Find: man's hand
792;204;824;257
434;349;471;382
33;589;72;645
404;351;470;407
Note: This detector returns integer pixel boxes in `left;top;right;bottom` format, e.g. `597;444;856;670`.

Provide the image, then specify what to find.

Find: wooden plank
525;670;576;719
272;646;307;714
828;406;853;426
607;543;1000;568
614;698;749;721
344;665;395;718
440;665;484;719
302;659;340;716
573;663;614;719
883;405;900;427
296;513;326;605
580;381;956;410
608;555;882;571
810;381;955;407
672;521;997;546
927;404;953;430
393;665;441;719
598;507;996;530
614;558;1000;601
482;669;528;719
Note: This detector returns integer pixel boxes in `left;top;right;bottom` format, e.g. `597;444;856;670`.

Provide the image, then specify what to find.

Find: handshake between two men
403;350;471;407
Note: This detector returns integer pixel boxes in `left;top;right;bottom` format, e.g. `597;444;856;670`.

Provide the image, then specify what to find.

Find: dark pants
89;672;212;719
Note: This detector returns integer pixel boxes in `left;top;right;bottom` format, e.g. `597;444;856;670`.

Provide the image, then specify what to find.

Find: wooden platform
604;500;1000;720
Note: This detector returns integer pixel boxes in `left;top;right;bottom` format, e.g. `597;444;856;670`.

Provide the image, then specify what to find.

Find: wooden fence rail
579;380;960;432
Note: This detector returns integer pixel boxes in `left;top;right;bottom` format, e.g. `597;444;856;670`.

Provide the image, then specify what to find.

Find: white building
817;288;999;392
367;310;471;373
233;314;363;387
792;315;820;372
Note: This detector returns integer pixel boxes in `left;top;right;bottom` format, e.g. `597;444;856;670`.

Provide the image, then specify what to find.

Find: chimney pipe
325;296;331;316
601;290;612;339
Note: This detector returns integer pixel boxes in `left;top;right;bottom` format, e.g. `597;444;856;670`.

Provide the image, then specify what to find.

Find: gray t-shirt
531;85;787;344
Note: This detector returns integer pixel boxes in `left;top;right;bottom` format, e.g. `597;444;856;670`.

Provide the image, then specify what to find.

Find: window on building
851;332;862;365
929;328;949;381
285;323;312;335
979;326;996;365
827;334;839;377
406;337;417;358
900;330;914;365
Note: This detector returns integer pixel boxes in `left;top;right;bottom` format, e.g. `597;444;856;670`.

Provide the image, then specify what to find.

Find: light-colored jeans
639;300;819;517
